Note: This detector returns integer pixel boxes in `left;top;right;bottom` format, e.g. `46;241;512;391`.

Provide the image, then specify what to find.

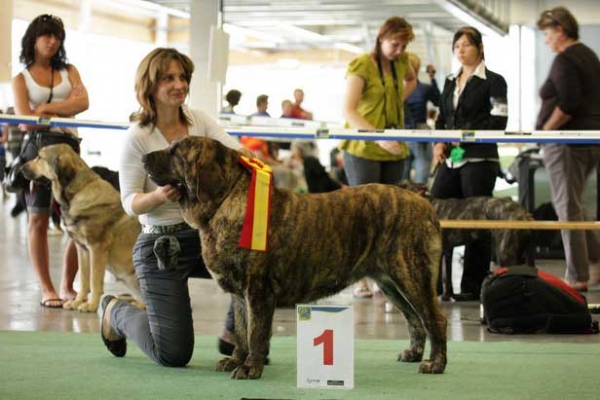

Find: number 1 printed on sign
313;329;334;365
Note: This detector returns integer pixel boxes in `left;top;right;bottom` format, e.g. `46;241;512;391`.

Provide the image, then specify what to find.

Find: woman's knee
156;346;193;367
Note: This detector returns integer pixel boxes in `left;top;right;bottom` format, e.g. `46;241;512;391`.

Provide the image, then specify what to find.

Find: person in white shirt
99;48;252;366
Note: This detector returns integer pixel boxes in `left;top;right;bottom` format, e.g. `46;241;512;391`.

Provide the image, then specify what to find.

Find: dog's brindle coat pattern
143;137;448;379
397;180;534;299
22;144;142;312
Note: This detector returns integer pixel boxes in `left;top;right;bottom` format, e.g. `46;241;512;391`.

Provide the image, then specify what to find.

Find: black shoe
100;295;127;357
218;338;235;356
451;292;480;302
10;203;25;218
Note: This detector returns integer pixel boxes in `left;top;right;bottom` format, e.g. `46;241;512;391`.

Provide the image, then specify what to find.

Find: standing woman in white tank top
11;14;89;309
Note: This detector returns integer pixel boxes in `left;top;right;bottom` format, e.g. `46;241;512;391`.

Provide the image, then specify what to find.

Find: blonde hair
132;48;195;127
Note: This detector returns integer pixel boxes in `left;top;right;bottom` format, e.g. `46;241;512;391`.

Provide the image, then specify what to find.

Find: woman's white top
21;68;77;136
119;106;242;227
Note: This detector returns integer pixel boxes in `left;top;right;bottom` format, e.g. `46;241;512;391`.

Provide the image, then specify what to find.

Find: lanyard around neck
376;56;398;90
47;67;54;103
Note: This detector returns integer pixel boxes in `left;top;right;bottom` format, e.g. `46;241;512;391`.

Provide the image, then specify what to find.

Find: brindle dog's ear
53;153;76;188
186;139;231;204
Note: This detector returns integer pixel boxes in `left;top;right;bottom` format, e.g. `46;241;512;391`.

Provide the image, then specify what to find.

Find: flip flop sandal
40;298;64;308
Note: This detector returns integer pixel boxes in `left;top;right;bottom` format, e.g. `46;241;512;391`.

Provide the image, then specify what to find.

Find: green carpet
1;331;599;400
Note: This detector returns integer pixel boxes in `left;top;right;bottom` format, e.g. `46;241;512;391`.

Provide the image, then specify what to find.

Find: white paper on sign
296;304;354;390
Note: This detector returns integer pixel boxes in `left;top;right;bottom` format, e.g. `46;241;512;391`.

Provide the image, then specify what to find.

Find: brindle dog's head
143;136;243;205
22;143;80;188
396;179;430;198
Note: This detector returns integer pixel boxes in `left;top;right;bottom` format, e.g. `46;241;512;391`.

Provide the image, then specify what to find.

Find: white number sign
296;304;354;389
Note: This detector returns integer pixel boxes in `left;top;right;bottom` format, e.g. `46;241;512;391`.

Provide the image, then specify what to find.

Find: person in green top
341;16;417;298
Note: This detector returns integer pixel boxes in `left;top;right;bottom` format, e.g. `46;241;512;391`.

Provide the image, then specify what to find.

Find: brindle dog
143;137;448;380
22;144;143;312
397;180;534;300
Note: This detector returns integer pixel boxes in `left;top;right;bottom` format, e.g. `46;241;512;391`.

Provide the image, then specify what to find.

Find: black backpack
481;266;598;334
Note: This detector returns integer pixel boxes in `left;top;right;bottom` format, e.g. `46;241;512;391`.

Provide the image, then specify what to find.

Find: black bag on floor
481;266;598;334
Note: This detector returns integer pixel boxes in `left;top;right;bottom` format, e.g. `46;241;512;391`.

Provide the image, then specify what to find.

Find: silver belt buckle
142;222;189;235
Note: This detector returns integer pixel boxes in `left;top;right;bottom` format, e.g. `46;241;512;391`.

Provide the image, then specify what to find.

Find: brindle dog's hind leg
376;277;426;363
216;295;246;373
385;266;448;374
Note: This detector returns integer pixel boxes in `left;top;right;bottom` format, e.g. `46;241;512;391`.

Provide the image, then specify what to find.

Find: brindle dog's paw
78;300;100;313
230;364;263;380
63;299;83;310
216;357;242;372
398;348;424;362
418;359;446;374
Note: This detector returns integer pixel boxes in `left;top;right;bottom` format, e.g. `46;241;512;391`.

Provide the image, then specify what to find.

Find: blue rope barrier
2;114;600;144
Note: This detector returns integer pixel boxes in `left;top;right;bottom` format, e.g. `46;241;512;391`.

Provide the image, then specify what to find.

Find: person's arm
484;73;508;130
12;73;40;131
302;110;313;120
427;66;441;106
433;78;450;164
342;75;375;130
0;125;8;145
34;65;89;117
129;186;179;215
403;64;417;100
119;131;175;216
12;74;34;117
435;78;450;131
542;106;572;130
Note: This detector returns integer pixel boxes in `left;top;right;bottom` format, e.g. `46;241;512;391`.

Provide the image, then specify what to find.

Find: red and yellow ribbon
238;156;273;251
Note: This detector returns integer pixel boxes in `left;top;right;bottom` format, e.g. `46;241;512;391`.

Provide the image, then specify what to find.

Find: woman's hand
375;140;403;155
33;103;57;117
433;143;447;164
156;184;181;203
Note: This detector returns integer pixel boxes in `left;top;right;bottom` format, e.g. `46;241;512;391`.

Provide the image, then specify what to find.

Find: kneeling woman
100;48;251;366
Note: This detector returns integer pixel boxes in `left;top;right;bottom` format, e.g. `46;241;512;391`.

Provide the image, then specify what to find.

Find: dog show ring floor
1;201;599;399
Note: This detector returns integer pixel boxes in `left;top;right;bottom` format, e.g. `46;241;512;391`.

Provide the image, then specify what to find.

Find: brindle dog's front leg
216;295;246;372
230;282;276;380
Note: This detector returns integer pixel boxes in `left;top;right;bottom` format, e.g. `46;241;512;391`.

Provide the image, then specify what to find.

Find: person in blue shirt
402;53;440;184
251;94;270;117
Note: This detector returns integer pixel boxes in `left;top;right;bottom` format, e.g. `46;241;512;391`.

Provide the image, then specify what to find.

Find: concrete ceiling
146;0;510;55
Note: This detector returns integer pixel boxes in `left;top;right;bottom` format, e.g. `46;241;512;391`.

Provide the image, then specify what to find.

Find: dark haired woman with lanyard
12;14;89;308
341;16;417;298
432;26;508;300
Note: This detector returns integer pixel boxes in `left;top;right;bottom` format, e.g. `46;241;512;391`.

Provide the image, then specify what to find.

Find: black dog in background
91;166;120;191
398;180;534;301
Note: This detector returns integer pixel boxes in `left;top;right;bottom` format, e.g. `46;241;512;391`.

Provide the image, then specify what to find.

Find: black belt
27;130;81;152
141;222;192;235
